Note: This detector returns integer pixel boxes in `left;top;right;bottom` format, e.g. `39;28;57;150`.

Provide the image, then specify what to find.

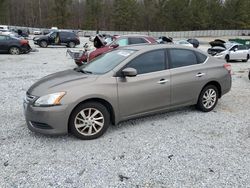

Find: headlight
34;92;66;107
215;52;225;56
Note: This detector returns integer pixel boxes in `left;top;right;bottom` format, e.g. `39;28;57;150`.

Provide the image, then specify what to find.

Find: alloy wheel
202;88;217;109
74;108;104;136
10;47;20;55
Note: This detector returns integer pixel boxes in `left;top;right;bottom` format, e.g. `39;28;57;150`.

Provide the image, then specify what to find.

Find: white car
175;40;193;48
214;43;249;62
33;30;42;35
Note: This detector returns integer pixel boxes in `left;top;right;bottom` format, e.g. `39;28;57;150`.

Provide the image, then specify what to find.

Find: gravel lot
0;37;250;188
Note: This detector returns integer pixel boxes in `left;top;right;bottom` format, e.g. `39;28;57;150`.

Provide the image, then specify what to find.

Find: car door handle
196;73;206;77
157;79;169;84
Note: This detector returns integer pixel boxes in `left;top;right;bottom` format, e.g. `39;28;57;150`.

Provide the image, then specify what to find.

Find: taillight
224;63;232;74
20;40;28;45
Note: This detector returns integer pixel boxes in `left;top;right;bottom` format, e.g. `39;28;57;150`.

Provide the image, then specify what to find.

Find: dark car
0;34;31;55
76;35;156;66
33;31;80;48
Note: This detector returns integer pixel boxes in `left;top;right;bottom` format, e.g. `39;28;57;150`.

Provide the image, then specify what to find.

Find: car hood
209;40;226;48
28;69;97;96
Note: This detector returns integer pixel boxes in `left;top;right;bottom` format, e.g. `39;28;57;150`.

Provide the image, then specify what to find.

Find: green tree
113;0;139;31
52;0;72;28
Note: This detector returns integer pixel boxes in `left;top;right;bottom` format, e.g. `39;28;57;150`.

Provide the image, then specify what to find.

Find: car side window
126;50;165;74
238;45;247;50
195;51;207;64
129;37;147;45
169;49;198;68
230;45;238;51
0;36;6;41
116;38;129;46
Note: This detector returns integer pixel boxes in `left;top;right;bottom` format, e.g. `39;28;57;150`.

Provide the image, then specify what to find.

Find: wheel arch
201;81;222;99
68;98;116;132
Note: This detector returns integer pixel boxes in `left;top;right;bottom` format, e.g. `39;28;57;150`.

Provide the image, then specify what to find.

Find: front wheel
69;102;110;140
196;85;219;112
242;54;249;62
9;47;20;55
225;55;230;62
39;41;48;48
68;41;76;48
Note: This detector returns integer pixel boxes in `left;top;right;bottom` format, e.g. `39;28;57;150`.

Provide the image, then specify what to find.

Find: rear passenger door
168;49;208;106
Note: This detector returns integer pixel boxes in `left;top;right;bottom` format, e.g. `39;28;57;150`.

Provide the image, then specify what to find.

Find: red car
75;35;156;66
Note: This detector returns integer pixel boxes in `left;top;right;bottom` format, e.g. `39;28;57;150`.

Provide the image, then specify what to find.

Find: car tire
68;41;76;48
39;41;48;48
242;54;249;62
225;55;230;62
196;85;219;112
9;47;20;55
69;102;110;140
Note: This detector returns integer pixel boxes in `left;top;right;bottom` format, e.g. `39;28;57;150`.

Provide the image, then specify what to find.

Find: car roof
122;43;193;50
120;44;207;56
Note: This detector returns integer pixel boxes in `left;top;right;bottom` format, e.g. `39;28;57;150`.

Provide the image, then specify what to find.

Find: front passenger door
117;50;171;119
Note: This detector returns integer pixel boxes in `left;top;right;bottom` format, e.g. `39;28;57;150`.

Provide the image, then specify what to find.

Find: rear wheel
225;55;230;62
69;102;110;140
39;41;48;48
9;47;20;55
68;41;76;48
196;85;219;112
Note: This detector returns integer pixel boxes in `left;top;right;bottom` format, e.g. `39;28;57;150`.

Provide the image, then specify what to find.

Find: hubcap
74;108;104;136
41;42;47;47
69;42;75;48
202;89;217;109
11;48;19;55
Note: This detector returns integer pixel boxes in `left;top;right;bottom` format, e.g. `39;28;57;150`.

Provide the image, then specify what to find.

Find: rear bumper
221;74;232;97
20;44;32;53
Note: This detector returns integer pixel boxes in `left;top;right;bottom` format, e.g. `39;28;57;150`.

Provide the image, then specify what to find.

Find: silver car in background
23;45;232;140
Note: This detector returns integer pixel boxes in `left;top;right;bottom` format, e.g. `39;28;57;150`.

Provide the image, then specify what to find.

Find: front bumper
214;54;226;59
23;99;69;135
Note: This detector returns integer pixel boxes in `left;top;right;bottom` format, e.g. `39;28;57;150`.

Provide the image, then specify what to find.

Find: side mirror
234;48;238;51
110;43;119;48
121;68;137;77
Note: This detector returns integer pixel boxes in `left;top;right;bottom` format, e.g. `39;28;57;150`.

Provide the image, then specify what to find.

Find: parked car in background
187;38;200;48
213;43;249;62
0;25;9;30
156;36;173;44
34;30;42;35
12;29;29;39
0;34;31;55
75;35;157;65
33;30;80;48
174;40;193;47
24;45;232;140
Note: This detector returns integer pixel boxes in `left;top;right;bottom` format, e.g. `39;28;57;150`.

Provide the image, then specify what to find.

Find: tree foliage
0;0;250;31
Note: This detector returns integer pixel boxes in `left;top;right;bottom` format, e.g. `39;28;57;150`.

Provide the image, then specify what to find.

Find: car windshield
79;49;136;75
46;31;53;36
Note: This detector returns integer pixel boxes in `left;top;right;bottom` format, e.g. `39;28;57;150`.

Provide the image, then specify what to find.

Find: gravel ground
0;37;250;188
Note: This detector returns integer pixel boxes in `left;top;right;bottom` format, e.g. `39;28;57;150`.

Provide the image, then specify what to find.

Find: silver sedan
24;45;232;140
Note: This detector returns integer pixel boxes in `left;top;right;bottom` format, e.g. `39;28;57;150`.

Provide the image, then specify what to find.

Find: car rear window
169;49;198;68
